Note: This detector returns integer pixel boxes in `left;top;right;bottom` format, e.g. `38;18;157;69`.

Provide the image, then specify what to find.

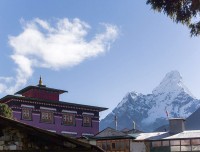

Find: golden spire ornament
39;76;43;86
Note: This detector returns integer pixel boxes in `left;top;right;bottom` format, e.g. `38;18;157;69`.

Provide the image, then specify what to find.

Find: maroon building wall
22;89;59;101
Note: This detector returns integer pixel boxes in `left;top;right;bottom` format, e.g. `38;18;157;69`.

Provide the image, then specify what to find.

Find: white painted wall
130;142;146;152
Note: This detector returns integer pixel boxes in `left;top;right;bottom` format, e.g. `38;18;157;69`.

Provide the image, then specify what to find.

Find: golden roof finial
39;75;43;86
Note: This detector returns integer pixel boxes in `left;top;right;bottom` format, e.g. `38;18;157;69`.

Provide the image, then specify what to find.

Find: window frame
83;115;92;127
21;108;32;121
40;110;54;124
62;113;76;126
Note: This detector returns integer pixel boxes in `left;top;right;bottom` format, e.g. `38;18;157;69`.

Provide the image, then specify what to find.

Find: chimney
114;115;117;130
133;120;136;130
169;118;185;134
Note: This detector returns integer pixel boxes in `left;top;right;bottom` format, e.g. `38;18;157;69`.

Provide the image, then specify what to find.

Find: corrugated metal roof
164;130;200;139
129;130;200;141
129;132;168;140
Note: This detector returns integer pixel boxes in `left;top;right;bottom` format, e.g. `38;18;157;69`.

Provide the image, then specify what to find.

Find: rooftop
15;85;68;95
0;95;108;112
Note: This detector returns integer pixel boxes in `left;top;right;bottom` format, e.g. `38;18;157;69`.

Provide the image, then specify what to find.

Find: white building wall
130;142;146;152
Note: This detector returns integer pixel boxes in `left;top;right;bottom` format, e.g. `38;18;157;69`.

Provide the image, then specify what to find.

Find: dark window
22;108;32;120
106;142;111;150
83;116;91;127
102;142;106;150
62;113;75;126
112;142;116;149
40;111;54;123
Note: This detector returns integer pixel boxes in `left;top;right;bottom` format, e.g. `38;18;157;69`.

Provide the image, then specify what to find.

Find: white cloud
0;18;119;94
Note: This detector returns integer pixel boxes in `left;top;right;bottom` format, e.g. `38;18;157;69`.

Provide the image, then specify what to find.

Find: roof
15;85;68;95
185;107;200;130
92;127;134;140
154;124;169;132
122;128;144;134
129;130;200;142
164;130;200;140
129;132;169;141
0;95;108;112
0;115;103;152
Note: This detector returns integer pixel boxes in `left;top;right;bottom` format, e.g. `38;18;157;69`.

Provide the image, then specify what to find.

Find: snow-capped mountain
100;71;200;132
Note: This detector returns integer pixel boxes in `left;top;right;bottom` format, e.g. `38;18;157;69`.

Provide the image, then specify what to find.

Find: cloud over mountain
0;18;119;94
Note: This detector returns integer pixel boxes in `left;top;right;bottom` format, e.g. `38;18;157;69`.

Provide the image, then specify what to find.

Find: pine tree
146;0;200;36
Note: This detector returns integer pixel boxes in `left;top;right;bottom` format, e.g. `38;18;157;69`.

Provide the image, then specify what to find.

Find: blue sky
0;1;200;119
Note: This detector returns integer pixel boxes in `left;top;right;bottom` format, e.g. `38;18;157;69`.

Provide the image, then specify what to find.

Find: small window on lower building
112;142;116;150
152;141;162;147
62;113;75;126
83;116;91;127
40;111;54;123
22;108;32;120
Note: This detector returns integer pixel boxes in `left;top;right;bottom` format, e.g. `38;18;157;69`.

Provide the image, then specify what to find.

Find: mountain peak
100;70;199;132
116;91;139;109
152;71;194;97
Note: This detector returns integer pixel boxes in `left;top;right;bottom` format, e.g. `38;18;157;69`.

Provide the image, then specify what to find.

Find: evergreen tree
146;0;200;36
0;104;13;119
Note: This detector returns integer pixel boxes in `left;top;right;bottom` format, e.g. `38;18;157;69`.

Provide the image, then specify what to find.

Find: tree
0;104;13;119
146;0;200;36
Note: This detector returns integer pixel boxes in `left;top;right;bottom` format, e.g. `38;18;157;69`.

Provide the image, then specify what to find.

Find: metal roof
164;130;200;139
15;85;67;95
129;132;168;141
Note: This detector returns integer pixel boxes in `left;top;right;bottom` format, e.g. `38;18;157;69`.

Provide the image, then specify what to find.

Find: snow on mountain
116;91;140;109
152;70;194;98
100;71;200;132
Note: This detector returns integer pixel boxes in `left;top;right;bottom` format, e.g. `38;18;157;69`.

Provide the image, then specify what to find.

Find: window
106;142;111;150
112;142;116;149
22;108;32;120
102;142;106;150
181;140;190;146
170;140;180;146
192;145;200;151
83;116;91;127
62;113;75;126
162;140;169;146
40;111;54;123
152;141;162;147
171;146;180;151
181;145;191;151
192;139;200;145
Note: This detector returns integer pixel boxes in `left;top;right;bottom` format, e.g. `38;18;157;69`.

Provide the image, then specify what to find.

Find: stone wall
0;127;30;150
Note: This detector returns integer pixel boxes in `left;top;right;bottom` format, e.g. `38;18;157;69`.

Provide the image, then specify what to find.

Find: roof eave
14;86;67;95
